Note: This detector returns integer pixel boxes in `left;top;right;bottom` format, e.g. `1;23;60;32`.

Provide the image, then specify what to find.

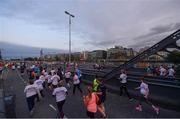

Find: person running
53;80;68;118
93;75;99;92
135;77;159;115
65;70;71;88
73;72;83;94
83;86;99;118
0;64;3;76
96;78;107;118
168;66;175;78
51;68;56;76
160;65;166;77
34;76;44;101
24;80;39;116
146;66;152;76
51;72;60;90
47;72;53;89
57;67;63;81
39;73;46;88
119;69;133;101
75;68;82;83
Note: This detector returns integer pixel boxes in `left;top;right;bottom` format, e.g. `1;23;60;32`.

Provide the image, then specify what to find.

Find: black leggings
119;83;131;99
73;84;82;94
26;95;36;112
86;111;95;118
36;90;44;101
138;94;153;106
65;78;70;83
57;100;66;118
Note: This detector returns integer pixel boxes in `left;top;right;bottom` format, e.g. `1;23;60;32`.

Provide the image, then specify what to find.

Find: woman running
53;80;68;118
47;72;52;89
65;70;71;88
51;72;60;90
96;78;107;118
24;80;39;116
73;72;83;94
34;76;44;101
83;86;99;118
135;77;159;115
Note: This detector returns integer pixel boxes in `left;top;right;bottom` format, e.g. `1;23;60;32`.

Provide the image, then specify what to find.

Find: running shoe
135;106;142;112
63;115;68;119
129;98;134;101
30;110;34;116
154;107;159;115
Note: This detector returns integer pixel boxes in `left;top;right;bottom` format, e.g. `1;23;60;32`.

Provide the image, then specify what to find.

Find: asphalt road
2;69;180;118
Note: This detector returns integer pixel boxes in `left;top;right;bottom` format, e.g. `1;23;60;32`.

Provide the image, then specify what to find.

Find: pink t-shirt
84;93;97;113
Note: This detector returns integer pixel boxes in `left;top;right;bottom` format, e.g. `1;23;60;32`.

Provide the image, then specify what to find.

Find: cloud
129;22;180;50
0;0;180;51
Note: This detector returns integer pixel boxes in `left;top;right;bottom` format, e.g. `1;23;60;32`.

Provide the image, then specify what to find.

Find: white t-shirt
140;82;149;95
17;66;20;69
160;67;166;76
51;75;60;85
65;72;71;79
73;74;80;85
39;75;45;82
51;70;55;75
53;87;67;102
168;68;175;77
47;75;52;83
12;65;15;70
24;84;38;98
120;73;127;83
44;72;48;77
34;79;44;90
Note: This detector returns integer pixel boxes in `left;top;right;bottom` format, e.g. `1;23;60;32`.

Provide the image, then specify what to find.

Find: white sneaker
63;115;68;119
30;110;34;116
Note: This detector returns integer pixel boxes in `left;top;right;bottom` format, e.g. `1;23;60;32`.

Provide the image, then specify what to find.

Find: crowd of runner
146;65;175;78
0;61;174;118
22;62;108;118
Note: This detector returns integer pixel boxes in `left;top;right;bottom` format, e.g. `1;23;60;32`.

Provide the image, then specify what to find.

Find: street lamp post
65;11;75;64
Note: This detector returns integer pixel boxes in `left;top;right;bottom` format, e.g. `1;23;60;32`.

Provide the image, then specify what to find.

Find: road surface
2;69;180;118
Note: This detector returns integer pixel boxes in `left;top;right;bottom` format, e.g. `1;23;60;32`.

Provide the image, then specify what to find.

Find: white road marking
49;104;57;111
49;104;68;118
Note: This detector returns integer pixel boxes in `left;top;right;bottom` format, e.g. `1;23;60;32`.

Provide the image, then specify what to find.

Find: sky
0;0;180;52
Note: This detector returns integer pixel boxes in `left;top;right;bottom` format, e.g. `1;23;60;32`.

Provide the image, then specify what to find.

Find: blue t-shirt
76;69;81;78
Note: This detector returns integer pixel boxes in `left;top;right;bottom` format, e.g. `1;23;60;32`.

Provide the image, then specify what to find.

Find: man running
93;75;99;92
119;69;133;101
57;67;63;81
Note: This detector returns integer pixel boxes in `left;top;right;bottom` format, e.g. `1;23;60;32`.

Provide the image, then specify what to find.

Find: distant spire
40;49;43;57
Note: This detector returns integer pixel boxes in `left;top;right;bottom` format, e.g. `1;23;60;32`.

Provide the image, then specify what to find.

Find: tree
54;55;59;61
166;50;180;64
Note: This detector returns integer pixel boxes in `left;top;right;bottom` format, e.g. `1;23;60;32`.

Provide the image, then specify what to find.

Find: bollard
4;95;16;118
